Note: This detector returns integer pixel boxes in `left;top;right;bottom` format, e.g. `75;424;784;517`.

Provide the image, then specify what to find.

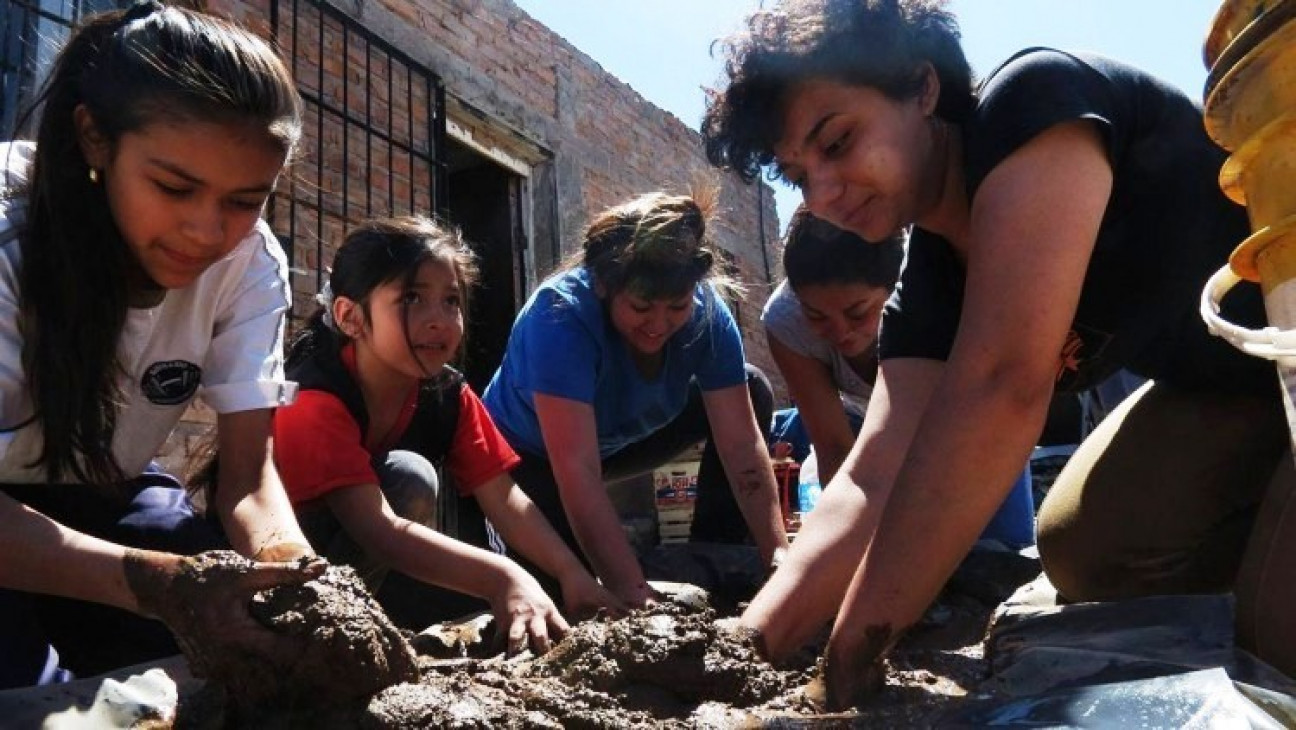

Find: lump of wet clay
361;672;673;729
529;600;800;706
360;675;559;730
244;565;420;703
174;558;418;716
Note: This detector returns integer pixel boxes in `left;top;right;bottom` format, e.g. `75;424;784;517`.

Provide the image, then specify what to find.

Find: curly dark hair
702;0;973;184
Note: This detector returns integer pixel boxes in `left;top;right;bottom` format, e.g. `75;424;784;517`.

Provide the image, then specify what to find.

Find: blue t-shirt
483;268;747;459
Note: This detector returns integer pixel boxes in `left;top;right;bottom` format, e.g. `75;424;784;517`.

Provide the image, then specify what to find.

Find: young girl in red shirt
273;217;620;654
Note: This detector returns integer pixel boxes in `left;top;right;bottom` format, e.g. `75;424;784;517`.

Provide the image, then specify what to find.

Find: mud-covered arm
767;332;860;482
740;356;941;661
533;392;653;607
824;120;1110;708
212;408;312;561
0;490;317;641
702;383;791;567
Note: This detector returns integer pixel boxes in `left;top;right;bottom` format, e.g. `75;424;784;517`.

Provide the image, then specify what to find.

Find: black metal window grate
1;0;122;138
270;0;448;320
2;0;449;323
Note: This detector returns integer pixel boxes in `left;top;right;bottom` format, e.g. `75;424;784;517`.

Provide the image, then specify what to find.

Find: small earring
88;168;100;184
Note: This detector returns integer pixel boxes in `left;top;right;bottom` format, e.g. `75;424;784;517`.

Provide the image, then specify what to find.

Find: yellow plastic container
1256;226;1296;295
1229;214;1296;282
1204;16;1296;151
1204;0;1291;69
1205;0;1267;68
1219;114;1296;229
1202;0;1296;460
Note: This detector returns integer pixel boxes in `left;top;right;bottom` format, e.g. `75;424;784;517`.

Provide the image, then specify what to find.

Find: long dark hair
9;1;301;485
287;216;479;377
703;0;972;183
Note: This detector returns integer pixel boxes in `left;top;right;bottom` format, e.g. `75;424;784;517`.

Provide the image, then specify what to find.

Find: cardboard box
654;460;699;543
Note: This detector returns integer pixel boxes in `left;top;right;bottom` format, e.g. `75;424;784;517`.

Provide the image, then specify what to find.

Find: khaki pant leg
1235;450;1296;677
1036;380;1286;602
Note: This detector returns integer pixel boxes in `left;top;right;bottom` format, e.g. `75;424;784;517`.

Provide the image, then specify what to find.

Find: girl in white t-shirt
0;1;319;687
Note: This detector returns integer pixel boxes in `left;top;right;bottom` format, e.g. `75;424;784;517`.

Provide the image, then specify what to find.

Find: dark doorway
444;137;526;392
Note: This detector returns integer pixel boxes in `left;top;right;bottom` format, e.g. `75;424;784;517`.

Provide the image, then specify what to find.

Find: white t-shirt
0;140;296;483
761;280;872;417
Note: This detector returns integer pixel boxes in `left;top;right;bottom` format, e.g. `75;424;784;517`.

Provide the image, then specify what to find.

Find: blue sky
512;1;1226;230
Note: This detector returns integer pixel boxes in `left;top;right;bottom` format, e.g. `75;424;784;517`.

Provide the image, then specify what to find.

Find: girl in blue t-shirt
484;191;790;607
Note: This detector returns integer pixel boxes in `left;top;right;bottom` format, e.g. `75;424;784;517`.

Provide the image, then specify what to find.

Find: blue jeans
0;468;225;688
295;450;440;592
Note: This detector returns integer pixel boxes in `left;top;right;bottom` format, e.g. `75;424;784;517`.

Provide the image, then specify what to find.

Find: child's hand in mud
123;549;326;677
558;570;627;620
492;568;571;657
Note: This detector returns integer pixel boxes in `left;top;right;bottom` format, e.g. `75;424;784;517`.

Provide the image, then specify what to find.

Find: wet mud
171;560;418;727
170;549;1037;728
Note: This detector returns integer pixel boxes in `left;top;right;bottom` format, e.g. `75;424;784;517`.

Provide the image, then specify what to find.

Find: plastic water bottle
797;448;822;515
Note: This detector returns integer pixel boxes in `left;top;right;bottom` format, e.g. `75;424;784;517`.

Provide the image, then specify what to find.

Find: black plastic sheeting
942;668;1295;728
940;575;1296;728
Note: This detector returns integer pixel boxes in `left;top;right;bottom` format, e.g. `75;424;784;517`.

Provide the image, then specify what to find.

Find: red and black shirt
274;342;519;504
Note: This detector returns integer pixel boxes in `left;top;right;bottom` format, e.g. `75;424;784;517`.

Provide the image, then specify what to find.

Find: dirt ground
167;549;1039;728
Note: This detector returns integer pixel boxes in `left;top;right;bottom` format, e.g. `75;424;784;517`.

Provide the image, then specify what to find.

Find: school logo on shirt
141;360;202;405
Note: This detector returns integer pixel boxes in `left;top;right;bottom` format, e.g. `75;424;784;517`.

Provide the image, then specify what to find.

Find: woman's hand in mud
812;624;895;711
492;568;570;657
123;549;326;675
558;570;627;620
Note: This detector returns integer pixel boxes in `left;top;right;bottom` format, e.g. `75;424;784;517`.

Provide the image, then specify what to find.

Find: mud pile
358;597;806;728
173;562;419;728
172;549;1037;727
358;578;1012;728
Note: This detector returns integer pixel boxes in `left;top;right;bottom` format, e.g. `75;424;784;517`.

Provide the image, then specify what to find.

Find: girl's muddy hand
494;570;570;657
124;549;324;676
